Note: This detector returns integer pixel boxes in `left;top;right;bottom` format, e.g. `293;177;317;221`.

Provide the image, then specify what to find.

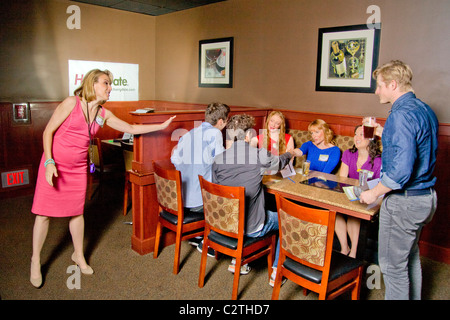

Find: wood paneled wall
0;101;448;263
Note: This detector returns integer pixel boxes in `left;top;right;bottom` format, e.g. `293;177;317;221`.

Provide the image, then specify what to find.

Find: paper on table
343;186;359;201
133;108;155;114
343;178;380;202
280;162;296;178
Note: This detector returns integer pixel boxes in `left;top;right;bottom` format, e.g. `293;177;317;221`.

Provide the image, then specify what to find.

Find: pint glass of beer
363;117;376;140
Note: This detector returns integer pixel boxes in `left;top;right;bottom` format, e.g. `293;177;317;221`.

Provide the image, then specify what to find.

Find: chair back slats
202;189;240;234
279;208;328;267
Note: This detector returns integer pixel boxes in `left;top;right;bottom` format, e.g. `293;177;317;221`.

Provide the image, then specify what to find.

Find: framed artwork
12;103;31;125
199;37;233;88
316;24;381;93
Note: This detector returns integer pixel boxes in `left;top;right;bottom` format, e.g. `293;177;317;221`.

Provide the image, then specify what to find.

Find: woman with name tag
30;69;175;288
294;119;340;174
335;125;382;258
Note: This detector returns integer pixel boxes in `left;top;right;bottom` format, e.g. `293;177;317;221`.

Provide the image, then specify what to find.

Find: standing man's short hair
373;60;414;93
205;102;230;125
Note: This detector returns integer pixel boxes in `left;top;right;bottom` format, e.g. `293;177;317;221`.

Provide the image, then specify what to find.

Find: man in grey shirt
212;114;301;283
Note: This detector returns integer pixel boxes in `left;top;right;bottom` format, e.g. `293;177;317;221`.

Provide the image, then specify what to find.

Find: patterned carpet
1;179;448;301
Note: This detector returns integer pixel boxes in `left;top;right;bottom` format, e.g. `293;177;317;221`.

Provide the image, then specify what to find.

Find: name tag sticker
95;115;105;127
318;154;329;162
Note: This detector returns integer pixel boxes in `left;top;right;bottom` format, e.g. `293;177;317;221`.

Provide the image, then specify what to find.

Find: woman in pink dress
30;69;175;288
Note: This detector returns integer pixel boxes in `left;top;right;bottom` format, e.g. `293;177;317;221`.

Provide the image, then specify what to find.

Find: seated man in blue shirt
171;102;230;254
360;60;438;300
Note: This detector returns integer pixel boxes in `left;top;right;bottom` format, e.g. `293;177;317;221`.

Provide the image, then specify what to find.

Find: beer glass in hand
363;117;376;140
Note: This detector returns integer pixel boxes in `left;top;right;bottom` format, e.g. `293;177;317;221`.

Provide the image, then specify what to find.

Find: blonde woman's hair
308;119;336;146
372;60;414;93
263;110;288;153
73;69;113;104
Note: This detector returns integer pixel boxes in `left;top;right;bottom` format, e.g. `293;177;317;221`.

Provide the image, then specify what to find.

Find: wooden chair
121;141;133;216
153;161;205;275
271;194;364;300
198;175;276;300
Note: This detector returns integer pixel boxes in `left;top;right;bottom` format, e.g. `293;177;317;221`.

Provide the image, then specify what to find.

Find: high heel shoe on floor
30;260;42;288
71;253;94;275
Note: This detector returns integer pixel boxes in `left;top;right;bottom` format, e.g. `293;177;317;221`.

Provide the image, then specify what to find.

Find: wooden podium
128;104;268;255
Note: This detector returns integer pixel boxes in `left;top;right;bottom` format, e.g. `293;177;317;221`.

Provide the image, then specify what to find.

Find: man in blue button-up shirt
171;102;230;257
360;61;438;300
171;103;230;210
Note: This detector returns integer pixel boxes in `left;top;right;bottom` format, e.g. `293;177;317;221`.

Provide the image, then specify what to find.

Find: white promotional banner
68;60;139;101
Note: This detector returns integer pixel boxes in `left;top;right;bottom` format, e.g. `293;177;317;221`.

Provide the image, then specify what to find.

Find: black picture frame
316;24;381;93
199;37;234;88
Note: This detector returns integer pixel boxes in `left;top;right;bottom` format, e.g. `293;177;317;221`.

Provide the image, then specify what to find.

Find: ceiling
72;0;227;16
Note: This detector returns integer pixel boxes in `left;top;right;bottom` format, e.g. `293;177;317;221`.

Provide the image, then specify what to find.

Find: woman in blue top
296;119;340;174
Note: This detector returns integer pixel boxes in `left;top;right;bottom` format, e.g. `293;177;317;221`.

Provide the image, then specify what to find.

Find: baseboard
419;241;450;264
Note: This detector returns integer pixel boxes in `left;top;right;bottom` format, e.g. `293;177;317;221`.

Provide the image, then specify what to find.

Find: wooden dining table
264;170;381;260
263;170;380;221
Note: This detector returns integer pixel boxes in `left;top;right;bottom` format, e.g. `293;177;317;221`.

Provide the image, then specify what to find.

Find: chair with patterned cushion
153;161;205;275
198;175;276;300
272;194;364;300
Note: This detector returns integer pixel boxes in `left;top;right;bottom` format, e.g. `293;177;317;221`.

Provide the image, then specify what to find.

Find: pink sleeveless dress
32;96;105;217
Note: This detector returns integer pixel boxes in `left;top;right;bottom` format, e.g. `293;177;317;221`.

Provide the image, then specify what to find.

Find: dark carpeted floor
1;179;449;301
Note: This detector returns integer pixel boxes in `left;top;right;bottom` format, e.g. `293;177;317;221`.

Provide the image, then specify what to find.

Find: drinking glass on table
363;117;376;140
302;160;311;176
358;169;370;191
